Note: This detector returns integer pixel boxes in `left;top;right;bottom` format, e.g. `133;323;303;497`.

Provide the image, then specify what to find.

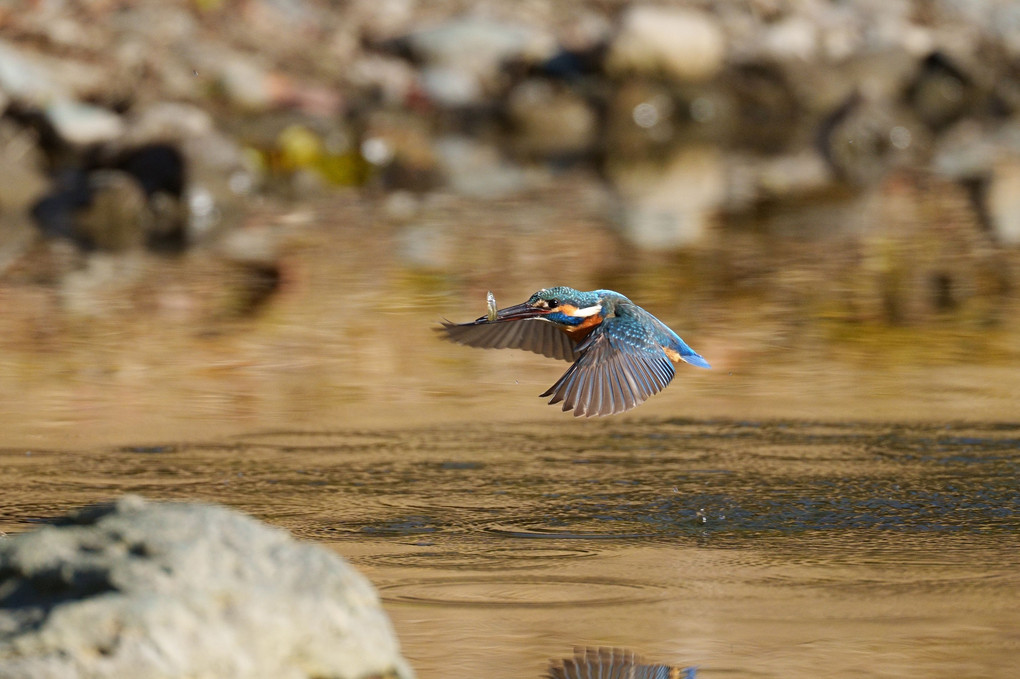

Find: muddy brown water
2;419;1017;679
1;191;1019;677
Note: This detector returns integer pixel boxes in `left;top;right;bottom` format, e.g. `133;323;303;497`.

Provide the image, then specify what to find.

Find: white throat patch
571;304;603;318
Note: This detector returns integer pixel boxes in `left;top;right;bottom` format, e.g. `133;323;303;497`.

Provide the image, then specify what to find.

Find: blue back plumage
610;296;712;370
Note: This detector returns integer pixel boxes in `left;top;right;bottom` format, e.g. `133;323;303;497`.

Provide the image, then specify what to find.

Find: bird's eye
547;298;559;308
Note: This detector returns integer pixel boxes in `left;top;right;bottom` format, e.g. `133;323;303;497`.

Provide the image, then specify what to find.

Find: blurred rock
538;45;606;82
906;51;977;131
73;169;151;252
58;252;146;317
350;0;418;42
433;135;530;199
110;2;197;55
606;6;726;82
45;99;124;146
417;66;482;109
984;158;1020;245
0;119;50;213
30;169;94;244
0;38;109;103
396;18;556;107
818;92;928;185
759;15;819;62
107;143;186;201
0;40;68;104
111;144;186;245
0;40;122;145
217;225;281;268
505;79;597;158
29;142;190;253
277;123;326;171
932;119;1003;178
130;103;256;241
0;495;414;679
363;112;440;191
726;63;802;152
609;145;726;250
215;51;281;111
121;102;216;145
731;151;834;206
552;9;613;55
347;54;419;107
110;103;254;247
239;0;330;47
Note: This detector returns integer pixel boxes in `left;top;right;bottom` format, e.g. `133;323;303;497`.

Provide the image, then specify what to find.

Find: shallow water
2;419;1017;678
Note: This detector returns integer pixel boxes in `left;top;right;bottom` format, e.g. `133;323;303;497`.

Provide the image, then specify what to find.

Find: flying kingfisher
440;286;710;417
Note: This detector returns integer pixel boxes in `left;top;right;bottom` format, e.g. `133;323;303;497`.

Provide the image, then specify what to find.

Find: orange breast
564;313;604;342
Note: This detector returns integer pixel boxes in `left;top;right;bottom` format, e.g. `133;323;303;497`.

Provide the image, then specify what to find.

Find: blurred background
0;0;1018;446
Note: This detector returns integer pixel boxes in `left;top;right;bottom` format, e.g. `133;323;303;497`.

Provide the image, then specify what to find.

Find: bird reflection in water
546;647;696;679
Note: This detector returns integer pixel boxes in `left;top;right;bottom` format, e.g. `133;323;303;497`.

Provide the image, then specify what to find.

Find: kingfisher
440;286;710;417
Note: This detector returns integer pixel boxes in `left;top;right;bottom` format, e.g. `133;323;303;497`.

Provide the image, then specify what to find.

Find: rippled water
1;419;1018;678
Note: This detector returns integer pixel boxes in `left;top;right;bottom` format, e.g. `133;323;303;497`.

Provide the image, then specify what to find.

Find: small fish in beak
486;291;498;322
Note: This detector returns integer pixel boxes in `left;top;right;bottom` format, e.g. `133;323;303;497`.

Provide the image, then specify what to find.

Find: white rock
0;39;66;103
418;65;482;107
0;496;414;679
0;39;108;103
406;17;555;71
985;159;1020;245
123;102;215;145
45;99;125;146
606;6;726;82
214;52;276;111
754;151;834;197
404;18;556;106
762;16;819;62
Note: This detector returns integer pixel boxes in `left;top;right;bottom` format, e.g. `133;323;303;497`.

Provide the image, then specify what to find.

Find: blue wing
540;316;676;417
439;318;576;362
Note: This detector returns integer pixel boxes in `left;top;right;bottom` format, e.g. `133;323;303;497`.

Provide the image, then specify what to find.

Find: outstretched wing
540;316;675;417
439;318;576;362
546;647;687;679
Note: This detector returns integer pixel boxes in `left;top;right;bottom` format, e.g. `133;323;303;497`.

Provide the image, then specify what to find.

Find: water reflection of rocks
3;2;1020;252
1;1;1020;439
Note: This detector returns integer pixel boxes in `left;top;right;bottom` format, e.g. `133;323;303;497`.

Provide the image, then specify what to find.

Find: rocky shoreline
3;1;1020;260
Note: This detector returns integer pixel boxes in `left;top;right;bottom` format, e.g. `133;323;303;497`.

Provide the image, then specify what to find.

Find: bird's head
490;287;605;327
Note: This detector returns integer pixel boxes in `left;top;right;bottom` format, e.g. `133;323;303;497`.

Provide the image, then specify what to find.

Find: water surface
2;419;1017;678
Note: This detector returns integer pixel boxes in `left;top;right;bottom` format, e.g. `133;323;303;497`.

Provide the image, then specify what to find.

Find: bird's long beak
474;302;548;323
